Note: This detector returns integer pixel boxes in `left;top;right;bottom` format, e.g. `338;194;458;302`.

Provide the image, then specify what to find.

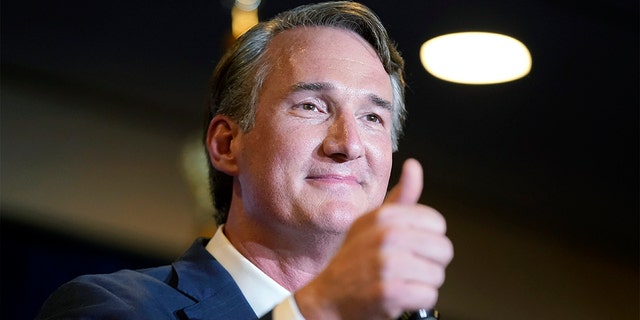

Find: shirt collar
206;225;291;318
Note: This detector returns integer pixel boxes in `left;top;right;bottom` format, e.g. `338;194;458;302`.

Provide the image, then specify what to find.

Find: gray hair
205;1;406;224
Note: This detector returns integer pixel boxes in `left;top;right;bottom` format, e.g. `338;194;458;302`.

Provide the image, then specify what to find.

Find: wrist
293;284;341;320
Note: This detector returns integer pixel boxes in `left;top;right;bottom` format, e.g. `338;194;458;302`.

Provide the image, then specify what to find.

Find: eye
300;103;319;112
365;113;382;123
289;100;329;119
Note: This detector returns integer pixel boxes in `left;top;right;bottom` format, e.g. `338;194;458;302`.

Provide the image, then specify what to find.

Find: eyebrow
291;81;393;111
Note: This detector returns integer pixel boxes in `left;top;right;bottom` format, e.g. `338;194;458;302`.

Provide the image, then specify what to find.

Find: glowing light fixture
420;32;532;85
231;0;261;38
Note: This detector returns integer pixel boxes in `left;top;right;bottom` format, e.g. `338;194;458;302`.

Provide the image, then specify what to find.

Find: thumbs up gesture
296;159;454;319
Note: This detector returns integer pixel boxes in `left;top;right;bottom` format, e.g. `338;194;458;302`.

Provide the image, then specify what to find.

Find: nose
322;114;365;162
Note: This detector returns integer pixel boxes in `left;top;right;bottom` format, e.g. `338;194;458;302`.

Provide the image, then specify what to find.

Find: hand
295;159;454;320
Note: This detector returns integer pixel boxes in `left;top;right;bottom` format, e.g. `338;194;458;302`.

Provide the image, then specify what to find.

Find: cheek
367;134;394;169
368;140;394;201
375;165;392;202
241;120;311;183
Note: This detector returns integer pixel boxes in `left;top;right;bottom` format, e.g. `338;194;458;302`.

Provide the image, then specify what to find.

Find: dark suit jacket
36;238;274;320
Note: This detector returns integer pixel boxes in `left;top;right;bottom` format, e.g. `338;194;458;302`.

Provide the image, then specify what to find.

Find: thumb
385;158;424;204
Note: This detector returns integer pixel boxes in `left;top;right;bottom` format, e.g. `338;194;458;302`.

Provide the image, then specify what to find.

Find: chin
307;206;365;233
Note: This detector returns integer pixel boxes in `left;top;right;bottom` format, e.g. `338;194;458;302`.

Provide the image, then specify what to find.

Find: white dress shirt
206;225;306;319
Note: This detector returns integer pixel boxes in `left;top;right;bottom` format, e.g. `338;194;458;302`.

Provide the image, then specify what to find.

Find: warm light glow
231;5;259;38
420;32;532;84
235;0;261;11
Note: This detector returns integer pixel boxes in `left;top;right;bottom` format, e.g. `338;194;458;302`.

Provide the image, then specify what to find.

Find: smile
305;174;361;185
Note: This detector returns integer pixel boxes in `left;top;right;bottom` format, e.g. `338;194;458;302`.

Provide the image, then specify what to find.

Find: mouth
305;174;361;186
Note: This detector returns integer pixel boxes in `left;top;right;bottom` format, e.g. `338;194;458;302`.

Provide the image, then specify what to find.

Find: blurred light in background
231;0;261;38
420;32;532;84
181;133;217;236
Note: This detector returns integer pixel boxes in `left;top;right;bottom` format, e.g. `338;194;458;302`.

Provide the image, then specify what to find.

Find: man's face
235;27;394;234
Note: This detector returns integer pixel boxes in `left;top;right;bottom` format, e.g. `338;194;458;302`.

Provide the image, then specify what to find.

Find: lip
305;174;361;185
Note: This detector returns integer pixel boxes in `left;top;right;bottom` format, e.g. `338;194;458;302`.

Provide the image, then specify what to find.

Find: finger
405;229;454;265
385;158;423;205
385;250;447;288
390;282;439;315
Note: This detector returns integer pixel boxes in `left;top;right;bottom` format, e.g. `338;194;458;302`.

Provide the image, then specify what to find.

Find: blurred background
1;0;637;319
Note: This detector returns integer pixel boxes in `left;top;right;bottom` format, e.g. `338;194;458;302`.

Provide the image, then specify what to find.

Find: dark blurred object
398;309;439;320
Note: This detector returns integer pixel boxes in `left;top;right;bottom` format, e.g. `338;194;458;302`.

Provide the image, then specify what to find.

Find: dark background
1;0;638;319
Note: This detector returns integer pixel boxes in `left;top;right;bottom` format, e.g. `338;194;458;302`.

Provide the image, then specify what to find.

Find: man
36;2;453;319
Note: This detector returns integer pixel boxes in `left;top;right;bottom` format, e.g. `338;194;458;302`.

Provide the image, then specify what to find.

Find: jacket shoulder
36;268;191;319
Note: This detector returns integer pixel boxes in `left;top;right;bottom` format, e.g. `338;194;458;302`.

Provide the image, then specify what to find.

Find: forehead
261;26;392;100
267;26;379;58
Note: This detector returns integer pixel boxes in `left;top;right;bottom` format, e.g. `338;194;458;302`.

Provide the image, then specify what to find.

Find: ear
206;114;240;176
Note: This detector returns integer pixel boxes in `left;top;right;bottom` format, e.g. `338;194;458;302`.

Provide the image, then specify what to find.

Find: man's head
205;1;406;225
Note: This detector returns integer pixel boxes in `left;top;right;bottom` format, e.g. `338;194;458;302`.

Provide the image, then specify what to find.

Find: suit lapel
171;238;257;320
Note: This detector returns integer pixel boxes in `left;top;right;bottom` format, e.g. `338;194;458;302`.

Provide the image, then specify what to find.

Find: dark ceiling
2;0;638;263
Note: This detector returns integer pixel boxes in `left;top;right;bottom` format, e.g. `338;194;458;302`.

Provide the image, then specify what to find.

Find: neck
223;212;344;291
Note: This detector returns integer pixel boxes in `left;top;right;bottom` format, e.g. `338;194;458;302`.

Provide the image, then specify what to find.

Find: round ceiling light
420;32;532;85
